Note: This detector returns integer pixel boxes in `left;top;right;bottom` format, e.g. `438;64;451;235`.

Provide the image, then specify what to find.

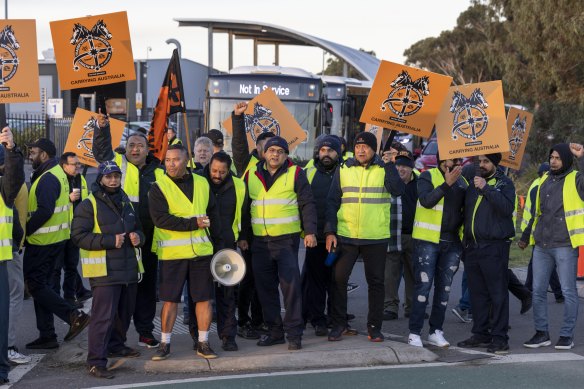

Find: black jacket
26;158;61;238
231;112;259;177
148;172;224;255
309;159;339;242
241;159;317;242
0;146;25;249
324;155;405;245
92;122;163;240
464;169;516;244
71;184;145;287
417;168;467;240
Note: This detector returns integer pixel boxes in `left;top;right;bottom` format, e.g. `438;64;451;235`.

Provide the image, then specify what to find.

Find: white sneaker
8;347;32;365
428;330;450;348
408;333;423;347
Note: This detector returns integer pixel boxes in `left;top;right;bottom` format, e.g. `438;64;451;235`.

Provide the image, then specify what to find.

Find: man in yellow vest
406;151;467;349
52;152;92;308
239;136;317;350
231;102;274;339
0;127;25;385
457;153;515;354
325;132;405;342
521;143;584;350
93;112;164;349
149;144;223;360
186;152;246;352
167;125;182;146
24;138;90;350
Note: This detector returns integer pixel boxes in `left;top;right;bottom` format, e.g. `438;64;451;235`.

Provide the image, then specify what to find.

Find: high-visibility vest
337;163;391;240
470;176;497;242
153;173;214;260
521;177;540;233
305;166;317;184
27;165;70;245
248;165;301;237
169;137;182;146
344;151;354;159
531;171;584;248
79;194;144;278
114;153;164;203
243;154;260;178
412;168;444;244
232;176;246;241
69;175;89;222
305;159;315;170
0;191;14;261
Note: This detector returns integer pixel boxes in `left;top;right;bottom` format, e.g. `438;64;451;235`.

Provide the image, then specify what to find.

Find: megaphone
210;249;246;286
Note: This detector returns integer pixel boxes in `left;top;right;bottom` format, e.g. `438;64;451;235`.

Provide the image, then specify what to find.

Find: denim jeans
409;239;461;336
532;245;579;337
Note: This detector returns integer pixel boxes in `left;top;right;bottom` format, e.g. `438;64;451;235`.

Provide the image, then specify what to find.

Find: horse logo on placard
449;88;489;141
508;114;527;160
380;70;429;118
69;20;113;72
244;102;281;141
77;116;97;158
0;25;20;86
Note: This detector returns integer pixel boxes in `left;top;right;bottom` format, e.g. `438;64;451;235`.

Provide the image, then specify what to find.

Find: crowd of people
0;102;583;382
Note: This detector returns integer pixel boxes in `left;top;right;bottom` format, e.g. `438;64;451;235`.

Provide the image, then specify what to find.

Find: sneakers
88;365;114;379
26;337;59;350
151;343;170;361
8;347;31;365
457;336;491;348
347;282;360;293
328;326;357;341
427;330;450;348
221;337;238;352
197;341;218;359
555;336;574;350
138;334;160;348
314;325;328;337
383;310;398;321
408;333;423;347
487;342;509;354
523;331;551;348
520;297;533;315
108;346;140;358
237;323;260;340
288;339;302;351
451;306;472;323
367;326;384;342
257;335;286;347
64;311;90;341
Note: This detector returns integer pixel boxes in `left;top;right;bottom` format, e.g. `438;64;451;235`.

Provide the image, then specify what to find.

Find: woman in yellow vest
71;161;145;379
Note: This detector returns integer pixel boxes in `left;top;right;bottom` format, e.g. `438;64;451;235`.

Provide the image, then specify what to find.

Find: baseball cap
203;129;224;147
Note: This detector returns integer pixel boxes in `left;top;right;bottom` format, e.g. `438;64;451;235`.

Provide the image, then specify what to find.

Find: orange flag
148;49;185;161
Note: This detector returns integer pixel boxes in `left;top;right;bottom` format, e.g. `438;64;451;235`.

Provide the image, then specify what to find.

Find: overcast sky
7;0;471;73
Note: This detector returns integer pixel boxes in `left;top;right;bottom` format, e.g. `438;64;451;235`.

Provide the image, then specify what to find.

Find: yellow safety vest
79;194;144;278
531;171;584;248
114;153;164;203
169;137;182;146
232;176;246;241
243;155;260;178
520;177;540;233
305;166;317;184
0;191;14;261
412;168;444;244
27;165;70;245
337;163;391;240
248;165;301;237
304;159;316;170
153;173;214;260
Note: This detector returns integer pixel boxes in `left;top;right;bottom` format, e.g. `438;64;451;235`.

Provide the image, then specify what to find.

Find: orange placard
64;108;125;167
0;20;40;103
223;88;307;153
435;81;508;159
360;60;453;138
50;11;135;91
500;107;533;170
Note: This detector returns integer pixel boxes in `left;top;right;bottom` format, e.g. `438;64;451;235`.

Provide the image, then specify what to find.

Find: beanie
354;132;377;152
317;135;342;156
485;153;502;166
263;136;289;154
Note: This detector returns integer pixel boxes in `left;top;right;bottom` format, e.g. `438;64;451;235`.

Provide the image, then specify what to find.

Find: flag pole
182;110;193;162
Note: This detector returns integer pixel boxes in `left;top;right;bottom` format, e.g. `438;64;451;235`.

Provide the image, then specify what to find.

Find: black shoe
257;335;285;347
328;327;344;341
383;311;398;321
0;377;8;384
556;296;565;303
26;337;59;349
367;326;384;342
88;365;114;379
221;337;238;352
523;331;551;348
487;342;509;354
314;325;328;337
252;323;270;334
457;336;491;348
108;346;140;358
197;341;218;359
288;339;302;350
555;336;574;350
65;298;83;309
237;323;260;340
347;283;360;293
64;311;90;341
152;343;170;361
138;334;160;348
346;313;356;321
520;297;532;315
